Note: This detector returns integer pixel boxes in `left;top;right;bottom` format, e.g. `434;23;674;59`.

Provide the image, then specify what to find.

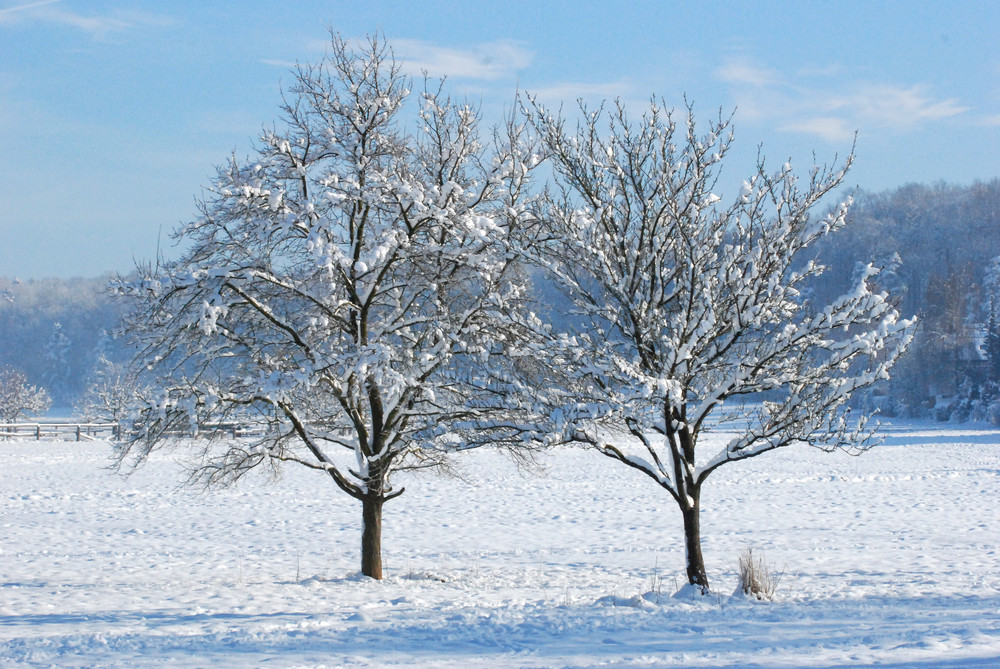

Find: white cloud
714;55;969;143
714;59;784;87
796;63;845;79
781;117;856;143
391;38;533;80
0;0;54;18
0;0;57;20
0;1;173;37
259;59;298;69
830;84;968;127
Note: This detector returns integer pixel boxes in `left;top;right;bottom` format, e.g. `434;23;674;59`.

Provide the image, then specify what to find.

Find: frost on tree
114;33;539;579
75;354;140;427
0;366;51;423
521;98;914;593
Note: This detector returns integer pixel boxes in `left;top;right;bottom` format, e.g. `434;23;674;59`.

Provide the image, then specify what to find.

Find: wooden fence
0;421;266;441
0;422;119;441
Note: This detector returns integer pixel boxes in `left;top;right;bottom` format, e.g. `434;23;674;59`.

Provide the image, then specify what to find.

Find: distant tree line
0;276;124;413
2;180;999;424
810;179;1000;421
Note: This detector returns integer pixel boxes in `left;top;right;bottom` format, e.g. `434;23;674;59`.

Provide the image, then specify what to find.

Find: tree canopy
114;33;540;578
518;97;914;590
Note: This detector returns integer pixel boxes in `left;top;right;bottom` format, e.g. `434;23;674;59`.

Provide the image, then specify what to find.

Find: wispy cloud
0;0;173;37
259;59;298;69
714;55;969;143
714;59;784;88
781;117;856;143
391;38;533;80
0;0;57;19
830;84;968;127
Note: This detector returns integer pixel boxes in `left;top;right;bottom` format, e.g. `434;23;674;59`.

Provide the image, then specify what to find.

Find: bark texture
681;488;710;592
361;494;384;579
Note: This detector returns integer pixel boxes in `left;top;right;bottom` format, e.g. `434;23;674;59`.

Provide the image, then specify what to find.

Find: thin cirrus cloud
714;57;968;143
0;0;60;21
714;60;785;88
0;0;172;36
830;84;968;127
257;38;535;89
390;38;534;81
781;117;857;143
785;85;969;142
256;37;631;114
259;59;299;69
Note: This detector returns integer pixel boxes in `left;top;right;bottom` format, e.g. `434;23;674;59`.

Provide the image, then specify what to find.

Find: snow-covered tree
75;354;138;426
0;366;51;423
521;98;914;592
983;258;1000;384
987;305;1000;384
114;33;539;579
42;322;72;392
0;276;120;407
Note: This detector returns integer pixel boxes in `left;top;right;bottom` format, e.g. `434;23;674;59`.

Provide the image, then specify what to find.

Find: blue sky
1;0;998;279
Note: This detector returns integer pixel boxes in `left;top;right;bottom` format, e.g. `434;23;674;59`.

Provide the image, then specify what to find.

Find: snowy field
2;419;1000;668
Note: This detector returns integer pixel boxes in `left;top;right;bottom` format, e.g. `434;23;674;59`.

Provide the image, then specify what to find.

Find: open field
2;419;1000;667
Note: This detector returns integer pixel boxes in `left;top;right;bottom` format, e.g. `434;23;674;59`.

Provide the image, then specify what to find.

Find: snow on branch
114;32;544;504
520;94;913;495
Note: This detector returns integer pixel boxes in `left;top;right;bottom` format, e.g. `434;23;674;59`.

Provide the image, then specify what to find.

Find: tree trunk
681;486;710;593
361;493;384;579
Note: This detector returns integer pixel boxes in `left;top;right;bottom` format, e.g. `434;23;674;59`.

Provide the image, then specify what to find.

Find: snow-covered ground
2;419;1000;667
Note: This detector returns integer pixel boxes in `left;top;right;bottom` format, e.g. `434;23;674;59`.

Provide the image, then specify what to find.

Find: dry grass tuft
737;547;782;600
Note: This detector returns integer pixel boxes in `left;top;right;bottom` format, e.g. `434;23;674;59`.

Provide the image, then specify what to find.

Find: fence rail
0;422;119;441
0;421;265;441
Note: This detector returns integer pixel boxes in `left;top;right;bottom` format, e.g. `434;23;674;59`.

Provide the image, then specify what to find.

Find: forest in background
2;177;1000;421
811;178;1000;420
0;275;121;410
